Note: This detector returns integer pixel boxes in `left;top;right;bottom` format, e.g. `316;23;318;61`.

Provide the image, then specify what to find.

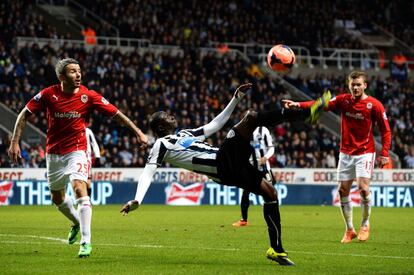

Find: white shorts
337;152;376;181
86;151;92;178
47;151;90;191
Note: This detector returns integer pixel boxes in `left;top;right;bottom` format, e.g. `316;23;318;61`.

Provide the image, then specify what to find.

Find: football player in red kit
8;58;148;257
283;71;391;243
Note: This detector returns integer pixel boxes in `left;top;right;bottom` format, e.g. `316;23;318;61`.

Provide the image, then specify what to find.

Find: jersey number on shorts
365;160;373;172
77;162;90;176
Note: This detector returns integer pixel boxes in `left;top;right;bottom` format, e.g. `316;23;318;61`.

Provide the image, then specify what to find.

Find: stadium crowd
0;1;72;49
79;0;367;51
2;0;412;54
1;41;414;168
74;0;413;51
0;0;414;169
0;41;344;168
2;0;368;51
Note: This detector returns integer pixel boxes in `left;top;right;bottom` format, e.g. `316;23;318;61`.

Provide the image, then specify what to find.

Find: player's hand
8;140;21;164
120;200;139;216
234;83;252;99
259;157;267;165
137;132;148;150
377;156;389;168
281;99;300;109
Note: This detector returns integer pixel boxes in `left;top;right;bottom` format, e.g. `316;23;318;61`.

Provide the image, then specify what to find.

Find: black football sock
241;193;250;221
263;201;284;253
257;108;310;127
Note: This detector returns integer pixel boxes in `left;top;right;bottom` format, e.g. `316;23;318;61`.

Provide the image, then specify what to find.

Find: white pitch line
0;233;67;243
0;234;413;260
289;250;414;260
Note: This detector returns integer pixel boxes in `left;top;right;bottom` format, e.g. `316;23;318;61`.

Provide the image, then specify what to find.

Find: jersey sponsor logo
101;97;109;105
177;137;196;148
81;94;88;103
165;182;204;205
345;112;364;120
0;181;14;205
366;102;372;109
54;111;81;119
33;92;42;101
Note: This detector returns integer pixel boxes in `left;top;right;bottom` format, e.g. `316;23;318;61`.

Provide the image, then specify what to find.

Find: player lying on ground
121;83;331;266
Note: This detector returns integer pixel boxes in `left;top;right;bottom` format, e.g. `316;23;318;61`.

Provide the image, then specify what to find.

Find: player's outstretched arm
281;99;301;109
283;91;333;111
202;83;252;137
234;83;252;99
113;111;148;150
120;163;158;216
8;107;31;164
120;200;139;216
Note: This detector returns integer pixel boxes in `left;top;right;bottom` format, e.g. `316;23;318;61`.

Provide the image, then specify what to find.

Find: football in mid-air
267;44;296;71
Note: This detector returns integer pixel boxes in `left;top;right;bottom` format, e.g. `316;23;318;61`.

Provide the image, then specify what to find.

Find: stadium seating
0;42;345;168
1;0;413;168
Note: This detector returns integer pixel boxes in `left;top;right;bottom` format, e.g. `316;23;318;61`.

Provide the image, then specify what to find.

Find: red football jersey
26;84;118;155
300;94;391;156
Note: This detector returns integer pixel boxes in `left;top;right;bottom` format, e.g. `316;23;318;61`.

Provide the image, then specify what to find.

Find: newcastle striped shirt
147;128;220;182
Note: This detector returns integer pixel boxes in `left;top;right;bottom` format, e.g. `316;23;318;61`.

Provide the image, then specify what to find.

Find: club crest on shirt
33;92;42;101
81;94;88;103
101;97;109;105
226;129;235;139
366;102;372;109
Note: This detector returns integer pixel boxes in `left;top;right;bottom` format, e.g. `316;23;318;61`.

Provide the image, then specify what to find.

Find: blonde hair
348;71;367;82
55;58;79;79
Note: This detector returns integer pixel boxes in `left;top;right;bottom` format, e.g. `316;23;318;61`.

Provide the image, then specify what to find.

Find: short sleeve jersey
26;84;118;155
250;126;274;170
326;94;391;156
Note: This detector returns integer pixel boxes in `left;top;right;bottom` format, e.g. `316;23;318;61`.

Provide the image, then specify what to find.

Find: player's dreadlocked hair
55;58;80;79
149;111;175;137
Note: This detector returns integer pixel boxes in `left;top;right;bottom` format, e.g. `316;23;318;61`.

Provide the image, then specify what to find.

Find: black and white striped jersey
250;126;274;171
147;128;220;182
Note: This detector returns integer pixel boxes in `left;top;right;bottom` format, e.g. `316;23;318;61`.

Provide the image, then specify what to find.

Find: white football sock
360;194;371;227
340;196;354;230
77;196;92;244
57;196;80;225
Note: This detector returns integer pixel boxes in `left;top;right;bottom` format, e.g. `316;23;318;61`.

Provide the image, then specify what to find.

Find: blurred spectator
82;26;97;46
404;146;414;168
1;1;414;168
390;52;408;83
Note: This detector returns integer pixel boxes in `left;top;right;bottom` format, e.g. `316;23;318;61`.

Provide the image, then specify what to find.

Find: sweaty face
348;76;367;99
63;64;82;88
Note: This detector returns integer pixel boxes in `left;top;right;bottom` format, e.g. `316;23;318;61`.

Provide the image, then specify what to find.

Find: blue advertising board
1;180;413;207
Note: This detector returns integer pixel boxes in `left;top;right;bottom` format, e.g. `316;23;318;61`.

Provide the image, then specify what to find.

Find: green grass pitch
1;205;413;274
